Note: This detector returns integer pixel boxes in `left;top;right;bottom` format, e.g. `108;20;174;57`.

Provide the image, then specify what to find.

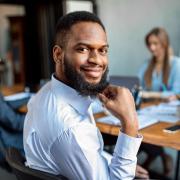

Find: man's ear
53;45;64;64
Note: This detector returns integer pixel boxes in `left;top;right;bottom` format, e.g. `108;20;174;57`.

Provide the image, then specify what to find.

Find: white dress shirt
23;75;142;180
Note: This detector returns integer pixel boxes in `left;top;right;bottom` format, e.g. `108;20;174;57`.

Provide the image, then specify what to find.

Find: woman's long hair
144;27;170;89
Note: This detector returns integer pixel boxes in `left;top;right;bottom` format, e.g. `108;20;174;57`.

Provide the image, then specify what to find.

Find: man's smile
81;66;103;78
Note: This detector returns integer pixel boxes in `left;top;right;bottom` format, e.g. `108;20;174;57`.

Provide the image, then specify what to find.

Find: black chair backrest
109;75;140;90
6;147;67;180
109;76;142;109
0;138;6;156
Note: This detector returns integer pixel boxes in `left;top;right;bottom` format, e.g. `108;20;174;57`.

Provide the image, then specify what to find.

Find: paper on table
162;100;180;106
139;105;177;115
138;100;180;123
93;98;160;129
4;92;34;101
94;100;180;129
95;113;158;130
96;115;120;125
138;114;158;129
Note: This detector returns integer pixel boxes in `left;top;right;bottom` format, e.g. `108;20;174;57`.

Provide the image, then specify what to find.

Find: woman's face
147;35;165;59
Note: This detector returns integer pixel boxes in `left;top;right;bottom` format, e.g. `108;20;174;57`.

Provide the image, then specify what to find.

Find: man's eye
99;48;108;55
77;47;89;52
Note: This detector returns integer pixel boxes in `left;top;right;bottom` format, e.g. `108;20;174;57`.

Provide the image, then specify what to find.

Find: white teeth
83;67;102;72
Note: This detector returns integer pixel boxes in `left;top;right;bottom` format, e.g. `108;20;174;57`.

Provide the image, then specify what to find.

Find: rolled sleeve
114;132;143;159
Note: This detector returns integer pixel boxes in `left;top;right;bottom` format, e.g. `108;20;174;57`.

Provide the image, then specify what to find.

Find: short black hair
54;11;106;46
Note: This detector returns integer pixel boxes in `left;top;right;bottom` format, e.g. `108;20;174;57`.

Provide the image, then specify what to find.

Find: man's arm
99;85;143;178
50;85;142;179
50;123;141;180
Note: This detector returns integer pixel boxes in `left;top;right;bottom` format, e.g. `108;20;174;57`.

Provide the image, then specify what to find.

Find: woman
138;27;180;176
139;27;180;100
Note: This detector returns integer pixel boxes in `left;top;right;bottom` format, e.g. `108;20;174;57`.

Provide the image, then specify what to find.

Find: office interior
0;0;180;180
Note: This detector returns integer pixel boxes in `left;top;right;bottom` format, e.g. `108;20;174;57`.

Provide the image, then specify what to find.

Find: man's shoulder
29;81;56;106
26;83;81;127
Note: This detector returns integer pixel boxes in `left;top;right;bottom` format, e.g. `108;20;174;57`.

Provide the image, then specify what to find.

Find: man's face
55;22;109;96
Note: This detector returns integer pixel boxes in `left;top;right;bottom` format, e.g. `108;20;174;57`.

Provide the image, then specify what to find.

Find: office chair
109;75;141;109
6;147;68;180
0;138;12;172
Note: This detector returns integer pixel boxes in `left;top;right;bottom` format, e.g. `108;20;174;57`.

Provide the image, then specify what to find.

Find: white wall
97;0;180;76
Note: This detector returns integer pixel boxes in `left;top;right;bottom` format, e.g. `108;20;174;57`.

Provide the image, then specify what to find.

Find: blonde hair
144;27;170;89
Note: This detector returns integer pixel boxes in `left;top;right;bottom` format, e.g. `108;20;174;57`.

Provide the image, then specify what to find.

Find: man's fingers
137;165;149;174
136;165;149;179
136;172;149;179
98;93;108;104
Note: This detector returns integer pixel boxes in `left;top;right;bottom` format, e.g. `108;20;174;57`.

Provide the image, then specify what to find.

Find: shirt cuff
114;132;143;159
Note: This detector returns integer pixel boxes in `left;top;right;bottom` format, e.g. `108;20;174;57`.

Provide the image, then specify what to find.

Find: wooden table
95;109;180;180
1;84;24;96
95;112;180;150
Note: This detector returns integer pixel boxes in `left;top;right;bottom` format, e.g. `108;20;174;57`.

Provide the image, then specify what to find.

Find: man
24;11;144;179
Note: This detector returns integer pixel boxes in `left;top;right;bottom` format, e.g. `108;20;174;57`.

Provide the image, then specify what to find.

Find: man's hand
135;165;149;179
98;85;139;137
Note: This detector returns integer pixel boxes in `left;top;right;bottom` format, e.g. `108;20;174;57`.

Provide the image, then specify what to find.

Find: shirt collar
51;74;93;115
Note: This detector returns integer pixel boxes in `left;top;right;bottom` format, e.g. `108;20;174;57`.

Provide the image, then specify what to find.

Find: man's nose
87;50;101;65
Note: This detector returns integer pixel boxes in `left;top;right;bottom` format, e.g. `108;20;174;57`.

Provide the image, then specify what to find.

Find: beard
63;58;109;97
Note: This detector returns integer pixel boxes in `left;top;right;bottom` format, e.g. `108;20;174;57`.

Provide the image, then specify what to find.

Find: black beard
63;59;109;97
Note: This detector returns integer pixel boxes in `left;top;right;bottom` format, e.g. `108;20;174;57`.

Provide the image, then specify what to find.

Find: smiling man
54;18;109;96
23;11;142;179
